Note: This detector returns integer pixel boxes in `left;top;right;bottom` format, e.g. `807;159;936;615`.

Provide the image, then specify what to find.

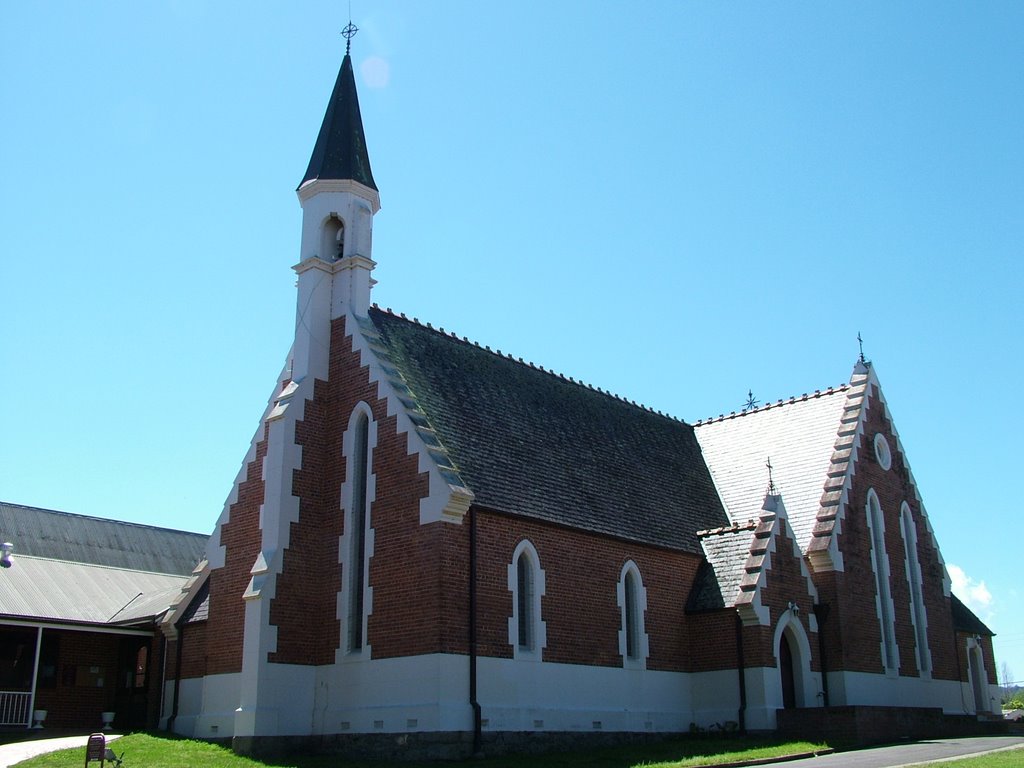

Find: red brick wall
827;384;958;680
203;428;269;676
270;316;435;663
749;519;821;671
471;510;703;672
166;621;210;681
32;630;161;730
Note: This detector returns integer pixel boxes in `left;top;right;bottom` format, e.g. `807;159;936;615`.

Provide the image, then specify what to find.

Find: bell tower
292;23;380;381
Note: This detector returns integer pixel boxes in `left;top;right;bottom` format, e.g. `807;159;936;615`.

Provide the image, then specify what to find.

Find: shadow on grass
14;731;832;768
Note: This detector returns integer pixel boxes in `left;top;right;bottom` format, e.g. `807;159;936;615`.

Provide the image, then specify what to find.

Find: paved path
0;733;121;767
775;736;1024;768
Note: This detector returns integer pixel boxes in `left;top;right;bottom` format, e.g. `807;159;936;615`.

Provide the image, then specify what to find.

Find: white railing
0;691;31;726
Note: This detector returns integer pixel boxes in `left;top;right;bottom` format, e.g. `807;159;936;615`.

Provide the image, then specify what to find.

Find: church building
159;37;1000;759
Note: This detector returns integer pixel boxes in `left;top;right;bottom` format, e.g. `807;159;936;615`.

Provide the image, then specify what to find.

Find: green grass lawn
12;732;831;768
924;748;1024;768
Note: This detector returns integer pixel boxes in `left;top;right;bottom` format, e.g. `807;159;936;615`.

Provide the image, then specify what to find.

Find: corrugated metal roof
0;502;207;576
0;555;188;625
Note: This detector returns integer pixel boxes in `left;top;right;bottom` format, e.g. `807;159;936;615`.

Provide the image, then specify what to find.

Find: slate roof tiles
365;307;729;553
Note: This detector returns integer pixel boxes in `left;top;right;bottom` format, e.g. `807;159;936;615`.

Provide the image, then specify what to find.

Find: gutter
166;617;186;732
735;611;746;733
813;603;830;707
469;505;482;755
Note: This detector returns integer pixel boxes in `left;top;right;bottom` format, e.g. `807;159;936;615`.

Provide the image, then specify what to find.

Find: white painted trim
345;315;475;525
899;502;932;677
874;432;892;470
865;488;900;674
825;669;973;713
507;540;546;661
297;178;381;213
771;607;822;709
616;560;649;669
337;403;377;662
207;352;294;571
965;636;997;714
861;365;951;597
0;619;154;637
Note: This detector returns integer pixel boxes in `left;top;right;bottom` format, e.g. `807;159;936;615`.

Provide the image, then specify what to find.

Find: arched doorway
780;631;797;709
968;644;988;713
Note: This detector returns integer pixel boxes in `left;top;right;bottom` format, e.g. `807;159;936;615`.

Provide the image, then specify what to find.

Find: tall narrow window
517;552;534;650
901;503;931;674
624;570;639;660
348;412;370;652
867;490;898;671
507;540;546;660
618;561;648;668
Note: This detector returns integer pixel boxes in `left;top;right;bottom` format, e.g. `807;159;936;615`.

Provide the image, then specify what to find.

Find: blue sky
2;2;1022;685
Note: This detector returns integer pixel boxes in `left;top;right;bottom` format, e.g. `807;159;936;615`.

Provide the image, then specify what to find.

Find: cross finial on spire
342;20;359;55
857;331;866;364
766;456;777;495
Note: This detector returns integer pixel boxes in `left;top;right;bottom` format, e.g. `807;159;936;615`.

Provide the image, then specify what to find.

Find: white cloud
948;563;994;618
360;57;390;89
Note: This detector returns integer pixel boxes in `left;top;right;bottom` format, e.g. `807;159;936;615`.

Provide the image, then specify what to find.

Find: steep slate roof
693;386;850;552
951;594;995;636
0;555;188;627
299;53;377;190
365;307;729;553
688;520;758;611
0;501;207;576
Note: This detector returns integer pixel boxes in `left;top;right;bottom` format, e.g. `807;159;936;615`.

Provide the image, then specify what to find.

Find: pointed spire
299;33;377;191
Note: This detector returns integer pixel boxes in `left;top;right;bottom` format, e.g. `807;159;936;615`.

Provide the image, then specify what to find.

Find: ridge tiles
693;382;851;553
365;305;728;553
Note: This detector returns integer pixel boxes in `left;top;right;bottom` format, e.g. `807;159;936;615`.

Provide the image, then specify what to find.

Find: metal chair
84;733;106;767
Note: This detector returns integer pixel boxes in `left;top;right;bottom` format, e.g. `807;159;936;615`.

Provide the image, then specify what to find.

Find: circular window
874;433;892;471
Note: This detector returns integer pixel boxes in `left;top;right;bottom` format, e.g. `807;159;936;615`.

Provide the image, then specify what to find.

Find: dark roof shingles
368;309;728;552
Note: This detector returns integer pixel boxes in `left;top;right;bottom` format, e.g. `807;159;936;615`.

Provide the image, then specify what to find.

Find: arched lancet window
507;540;545;660
321;215;345;261
345;407;374;655
618;561;648;668
901;502;931;675
624;570;640;660
517;552;534;650
867;490;898;672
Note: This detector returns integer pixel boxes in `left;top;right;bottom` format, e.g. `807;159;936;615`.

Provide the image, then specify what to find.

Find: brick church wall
828;384;958;680
472;509;703;672
203;429;269;676
748;520;821;672
270;316;435;663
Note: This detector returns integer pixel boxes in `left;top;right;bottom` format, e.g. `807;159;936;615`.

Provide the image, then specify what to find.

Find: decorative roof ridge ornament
342;20;358;55
766;456;777;496
742;389;759;413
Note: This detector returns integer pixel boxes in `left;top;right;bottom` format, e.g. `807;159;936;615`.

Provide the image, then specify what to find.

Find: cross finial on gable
766;456;777;495
857;331;866;364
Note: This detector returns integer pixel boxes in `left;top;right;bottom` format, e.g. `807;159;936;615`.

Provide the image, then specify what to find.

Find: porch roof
0;554;188;627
